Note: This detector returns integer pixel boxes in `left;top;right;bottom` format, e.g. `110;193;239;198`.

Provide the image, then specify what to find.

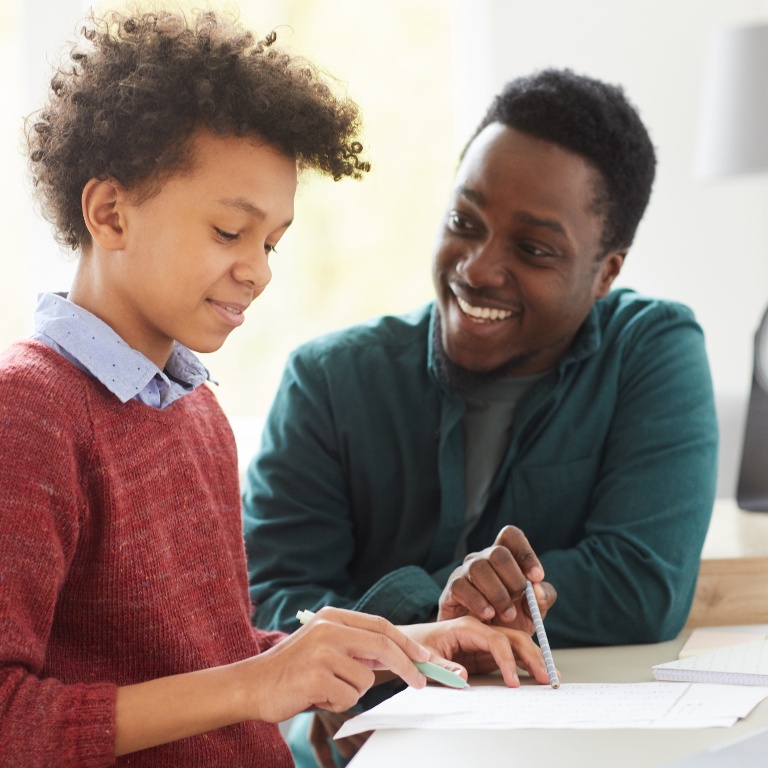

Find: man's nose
456;237;509;287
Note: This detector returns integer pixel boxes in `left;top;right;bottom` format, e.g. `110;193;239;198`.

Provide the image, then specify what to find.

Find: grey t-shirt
456;372;546;558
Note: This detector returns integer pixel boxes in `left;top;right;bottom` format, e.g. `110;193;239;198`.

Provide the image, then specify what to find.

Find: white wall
7;0;766;497
5;0;90;343
451;0;768;497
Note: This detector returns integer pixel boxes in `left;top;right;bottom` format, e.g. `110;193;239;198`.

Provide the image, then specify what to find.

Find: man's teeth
223;305;241;315
457;296;513;322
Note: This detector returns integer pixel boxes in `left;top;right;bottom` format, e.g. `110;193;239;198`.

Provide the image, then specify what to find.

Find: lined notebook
653;638;768;686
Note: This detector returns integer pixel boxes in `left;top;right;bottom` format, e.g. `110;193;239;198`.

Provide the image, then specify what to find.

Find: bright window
2;0;458;466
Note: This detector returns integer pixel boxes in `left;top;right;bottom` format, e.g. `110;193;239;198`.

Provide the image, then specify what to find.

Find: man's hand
438;525;556;631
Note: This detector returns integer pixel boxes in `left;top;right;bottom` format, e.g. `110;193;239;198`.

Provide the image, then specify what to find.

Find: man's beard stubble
431;310;538;391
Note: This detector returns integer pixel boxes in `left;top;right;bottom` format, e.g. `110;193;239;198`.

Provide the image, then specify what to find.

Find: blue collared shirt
32;292;214;409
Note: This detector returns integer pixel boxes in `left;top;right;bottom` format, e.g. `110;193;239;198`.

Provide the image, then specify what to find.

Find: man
243;68;717;761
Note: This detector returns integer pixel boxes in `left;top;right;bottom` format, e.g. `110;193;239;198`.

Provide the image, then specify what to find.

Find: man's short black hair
465;68;656;255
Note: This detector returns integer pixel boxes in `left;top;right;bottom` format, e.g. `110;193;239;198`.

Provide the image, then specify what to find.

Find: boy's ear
82;178;128;250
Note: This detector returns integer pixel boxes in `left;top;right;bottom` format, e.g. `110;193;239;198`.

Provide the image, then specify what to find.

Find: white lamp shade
695;22;768;179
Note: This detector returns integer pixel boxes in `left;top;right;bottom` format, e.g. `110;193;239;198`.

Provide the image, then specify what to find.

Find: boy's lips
208;298;248;327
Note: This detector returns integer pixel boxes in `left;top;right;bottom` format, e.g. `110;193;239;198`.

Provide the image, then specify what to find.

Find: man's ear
594;250;626;299
82;178;127;250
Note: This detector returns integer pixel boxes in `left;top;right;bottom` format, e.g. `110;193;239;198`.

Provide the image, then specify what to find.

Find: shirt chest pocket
498;456;601;549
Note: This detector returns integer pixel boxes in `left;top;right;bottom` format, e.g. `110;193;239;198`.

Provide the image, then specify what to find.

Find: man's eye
214;227;239;242
447;212;475;231
520;242;555;259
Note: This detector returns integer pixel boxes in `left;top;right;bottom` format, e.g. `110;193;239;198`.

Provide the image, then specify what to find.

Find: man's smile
456;295;515;323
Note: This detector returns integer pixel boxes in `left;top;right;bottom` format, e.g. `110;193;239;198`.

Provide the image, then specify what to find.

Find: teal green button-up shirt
243;289;718;648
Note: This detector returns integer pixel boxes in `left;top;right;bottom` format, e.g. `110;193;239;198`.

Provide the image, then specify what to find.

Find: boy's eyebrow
217;197;267;218
217;197;294;228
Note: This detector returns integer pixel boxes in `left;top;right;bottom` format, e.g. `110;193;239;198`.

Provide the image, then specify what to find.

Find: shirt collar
33;292;214;406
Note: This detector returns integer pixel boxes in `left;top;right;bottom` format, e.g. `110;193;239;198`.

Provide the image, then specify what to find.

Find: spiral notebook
653;638;768;686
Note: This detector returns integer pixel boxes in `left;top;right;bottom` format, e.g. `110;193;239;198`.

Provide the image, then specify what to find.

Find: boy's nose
232;250;272;292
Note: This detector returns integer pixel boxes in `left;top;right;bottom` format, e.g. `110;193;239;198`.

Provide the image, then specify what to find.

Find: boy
0;9;550;766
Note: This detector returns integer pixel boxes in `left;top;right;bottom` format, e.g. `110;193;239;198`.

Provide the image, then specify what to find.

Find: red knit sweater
0;341;291;767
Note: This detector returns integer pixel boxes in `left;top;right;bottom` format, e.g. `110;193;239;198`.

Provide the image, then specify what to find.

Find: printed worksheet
335;682;768;739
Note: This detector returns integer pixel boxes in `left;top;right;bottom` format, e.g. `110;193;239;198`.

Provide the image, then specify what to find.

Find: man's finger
495;525;544;581
529;580;558;619
442;576;495;621
464;552;522;621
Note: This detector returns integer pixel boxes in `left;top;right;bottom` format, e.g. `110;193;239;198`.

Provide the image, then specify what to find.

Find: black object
737;306;768;511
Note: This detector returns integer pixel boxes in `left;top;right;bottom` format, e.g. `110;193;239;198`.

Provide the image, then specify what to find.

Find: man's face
432;123;625;376
99;129;297;368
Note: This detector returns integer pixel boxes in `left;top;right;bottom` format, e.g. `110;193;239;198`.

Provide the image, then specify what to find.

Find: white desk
702;498;768;560
350;632;768;768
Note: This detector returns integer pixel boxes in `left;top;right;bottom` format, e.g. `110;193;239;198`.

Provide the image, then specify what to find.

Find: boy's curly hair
26;9;369;250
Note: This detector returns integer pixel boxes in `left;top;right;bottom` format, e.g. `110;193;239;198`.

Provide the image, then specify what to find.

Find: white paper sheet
335;682;768;739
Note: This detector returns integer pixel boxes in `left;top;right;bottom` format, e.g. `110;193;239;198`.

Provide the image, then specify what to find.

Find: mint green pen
296;609;469;689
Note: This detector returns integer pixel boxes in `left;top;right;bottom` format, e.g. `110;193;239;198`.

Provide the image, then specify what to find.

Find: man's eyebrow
514;211;566;236
457;187;567;236
457;186;486;207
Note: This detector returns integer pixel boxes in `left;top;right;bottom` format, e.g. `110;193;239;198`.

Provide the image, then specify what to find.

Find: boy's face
99;130;297;368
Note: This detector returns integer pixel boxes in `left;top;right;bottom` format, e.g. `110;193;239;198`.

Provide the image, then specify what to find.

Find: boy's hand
438;525;556;631
401;615;555;688
307;613;558;767
243;607;430;723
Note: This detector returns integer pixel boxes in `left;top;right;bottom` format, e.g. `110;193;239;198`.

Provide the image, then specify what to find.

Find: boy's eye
214;227;239;242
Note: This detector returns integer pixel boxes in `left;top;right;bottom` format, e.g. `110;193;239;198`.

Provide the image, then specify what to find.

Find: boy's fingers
424;655;470;685
492;627;552;686
310;607;429;688
319;607;430;661
448;620;521;687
